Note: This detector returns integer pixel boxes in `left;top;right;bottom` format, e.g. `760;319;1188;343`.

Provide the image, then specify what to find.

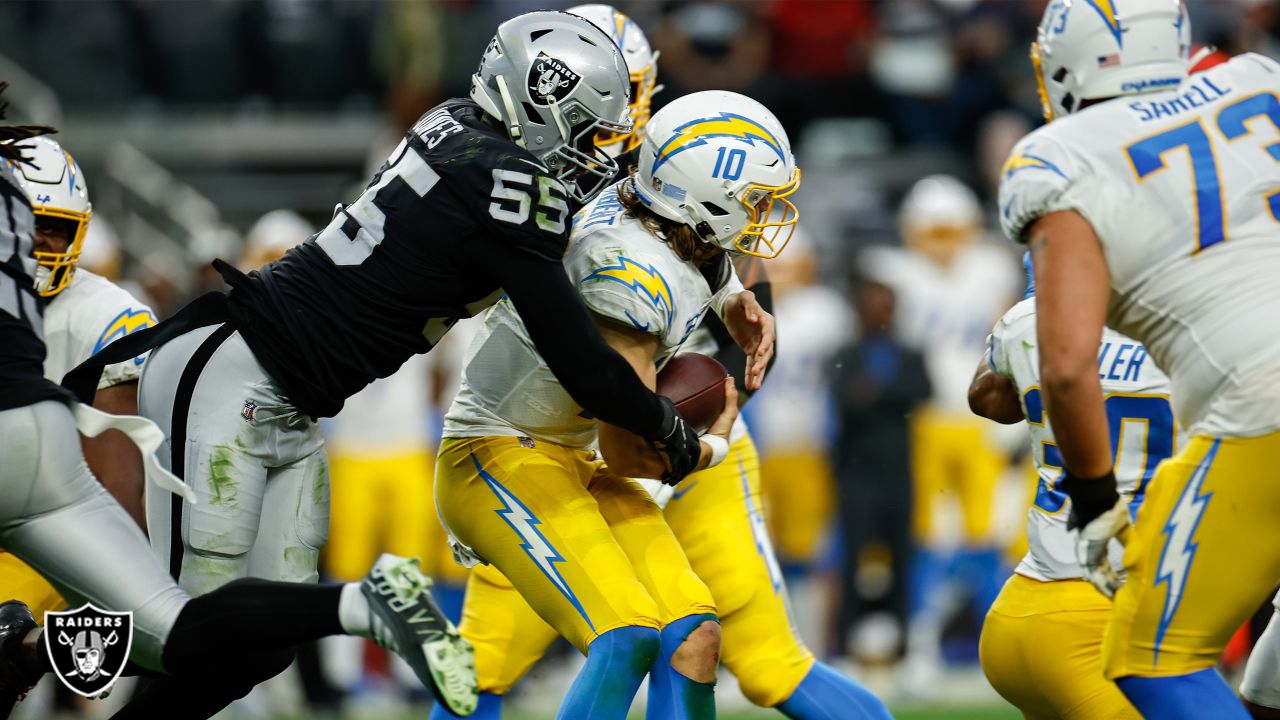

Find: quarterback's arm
1030;211;1113;481
82;381;147;529
968;359;1023;424
703;257;775;400
594;318;736;478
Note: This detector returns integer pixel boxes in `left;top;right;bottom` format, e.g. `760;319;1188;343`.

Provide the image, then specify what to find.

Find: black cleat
0;600;43;714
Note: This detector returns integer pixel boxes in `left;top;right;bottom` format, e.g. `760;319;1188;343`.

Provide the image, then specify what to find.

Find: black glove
1062;470;1121;531
646;397;702;485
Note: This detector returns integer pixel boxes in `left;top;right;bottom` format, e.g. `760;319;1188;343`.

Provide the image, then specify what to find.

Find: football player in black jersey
62;8;769;716
0;91;476;719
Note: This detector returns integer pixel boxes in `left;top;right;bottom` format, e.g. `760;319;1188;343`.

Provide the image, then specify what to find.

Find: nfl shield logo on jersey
527;52;581;106
43;605;133;698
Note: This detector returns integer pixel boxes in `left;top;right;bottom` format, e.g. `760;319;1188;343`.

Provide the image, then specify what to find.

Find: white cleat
361;554;478;716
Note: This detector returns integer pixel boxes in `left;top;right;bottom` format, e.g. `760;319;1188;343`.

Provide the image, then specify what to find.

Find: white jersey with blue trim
444;181;718;448
998;53;1280;438
43;269;156;390
989;297;1175;581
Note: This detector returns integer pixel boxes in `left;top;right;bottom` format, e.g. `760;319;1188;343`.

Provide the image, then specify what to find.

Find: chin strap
493;74;525;148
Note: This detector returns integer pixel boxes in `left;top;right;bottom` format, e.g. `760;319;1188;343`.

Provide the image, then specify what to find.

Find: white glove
1074;497;1132;598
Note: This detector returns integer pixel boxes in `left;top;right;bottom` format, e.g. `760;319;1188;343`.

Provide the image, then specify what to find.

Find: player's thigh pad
436;436;662;652
0;401;188;670
589;465;715;626
1105;432;1280;679
981;575;1139;720
248;449;330;584
458;561;559;694
140;326;324;595
667;434;811;707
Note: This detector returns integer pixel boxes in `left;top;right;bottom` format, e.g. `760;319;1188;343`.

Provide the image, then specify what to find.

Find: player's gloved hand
647;397;701;486
1064;471;1131;598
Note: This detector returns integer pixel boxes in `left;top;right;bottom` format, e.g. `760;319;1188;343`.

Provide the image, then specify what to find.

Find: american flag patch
1098;54;1120;68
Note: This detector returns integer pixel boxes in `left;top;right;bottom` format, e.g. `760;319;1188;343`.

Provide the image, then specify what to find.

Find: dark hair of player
617;170;724;268
0;82;56;164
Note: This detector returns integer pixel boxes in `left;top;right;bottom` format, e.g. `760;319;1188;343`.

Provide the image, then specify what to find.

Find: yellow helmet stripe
652;113;785;173
1085;0;1124;48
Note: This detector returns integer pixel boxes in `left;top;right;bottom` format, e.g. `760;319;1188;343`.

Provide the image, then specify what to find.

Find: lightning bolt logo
471;453;594;630
583;256;675;329
1151;439;1219;664
93;308;156;356
1085;0;1125;48
652;112;785;173
1001;148;1069;181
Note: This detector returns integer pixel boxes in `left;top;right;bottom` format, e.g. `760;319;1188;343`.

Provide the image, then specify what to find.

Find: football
656;353;730;435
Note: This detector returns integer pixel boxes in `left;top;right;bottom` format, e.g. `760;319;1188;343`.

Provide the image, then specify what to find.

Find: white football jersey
42;269;156;389
999;53;1280;438
444;182;720;448
989;297;1175;581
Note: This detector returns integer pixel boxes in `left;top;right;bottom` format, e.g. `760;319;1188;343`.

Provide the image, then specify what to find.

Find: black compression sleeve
706;276;775;398
493;248;666;437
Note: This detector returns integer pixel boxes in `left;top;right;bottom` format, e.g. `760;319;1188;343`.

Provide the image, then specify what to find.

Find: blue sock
429;690;503;720
954;546;1003;616
432;582;466;626
1116;669;1249;719
777;661;892;720
558;626;659;720
646;613;718;720
910;547;947;617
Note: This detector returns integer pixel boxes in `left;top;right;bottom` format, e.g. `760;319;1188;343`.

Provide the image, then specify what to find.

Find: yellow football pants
1105;432;1280;679
436;436;714;655
458;434;815;706
0;551;66;617
326;447;464;585
981;574;1140;719
758;449;835;565
911;406;1006;543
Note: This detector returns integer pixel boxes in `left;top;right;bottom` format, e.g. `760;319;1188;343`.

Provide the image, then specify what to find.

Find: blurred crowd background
3;0;1280;717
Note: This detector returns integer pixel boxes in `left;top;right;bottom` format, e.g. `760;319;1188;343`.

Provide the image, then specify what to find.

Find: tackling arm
82;381;147;529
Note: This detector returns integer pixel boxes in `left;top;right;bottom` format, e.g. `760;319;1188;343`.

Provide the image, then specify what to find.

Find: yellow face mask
733;167;802;259
33;205;90;297
595;64;658;155
1030;41;1056;123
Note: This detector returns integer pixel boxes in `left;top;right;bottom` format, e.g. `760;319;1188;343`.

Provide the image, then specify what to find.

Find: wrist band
702;434;730;468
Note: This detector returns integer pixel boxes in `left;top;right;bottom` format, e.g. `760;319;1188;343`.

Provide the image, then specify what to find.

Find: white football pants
138;324;328;597
0;400;188;669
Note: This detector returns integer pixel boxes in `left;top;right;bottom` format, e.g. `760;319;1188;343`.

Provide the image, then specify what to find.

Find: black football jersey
222;100;577;418
0;161;71;410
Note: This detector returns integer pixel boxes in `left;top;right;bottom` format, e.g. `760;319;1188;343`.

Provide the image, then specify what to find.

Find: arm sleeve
477;239;665;436
705;269;774;398
997;132;1085;244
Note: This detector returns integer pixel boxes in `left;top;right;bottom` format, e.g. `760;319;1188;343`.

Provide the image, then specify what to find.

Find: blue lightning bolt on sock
429;691;503;720
558;626;658;720
776;661;893;720
646;613;718;720
1116;669;1249;719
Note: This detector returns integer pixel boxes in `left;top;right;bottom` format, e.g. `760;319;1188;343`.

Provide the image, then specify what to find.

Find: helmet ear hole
520;102;546;123
701;201;730;217
529;29;553;42
1052;67;1068;82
